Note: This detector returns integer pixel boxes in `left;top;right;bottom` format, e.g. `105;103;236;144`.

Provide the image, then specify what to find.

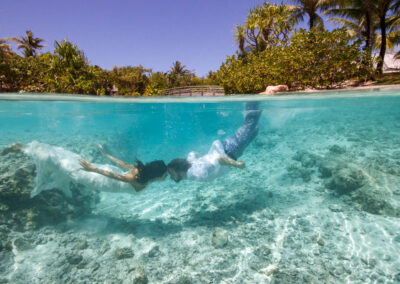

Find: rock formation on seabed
288;145;400;217
0;151;100;232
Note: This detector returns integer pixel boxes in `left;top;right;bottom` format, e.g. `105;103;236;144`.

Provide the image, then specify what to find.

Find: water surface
0;90;400;283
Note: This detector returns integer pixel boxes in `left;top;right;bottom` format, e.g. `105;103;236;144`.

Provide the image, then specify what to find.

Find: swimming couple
1;102;262;196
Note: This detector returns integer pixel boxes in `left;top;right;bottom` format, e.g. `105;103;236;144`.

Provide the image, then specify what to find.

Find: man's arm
98;145;135;170
218;156;245;169
79;159;129;182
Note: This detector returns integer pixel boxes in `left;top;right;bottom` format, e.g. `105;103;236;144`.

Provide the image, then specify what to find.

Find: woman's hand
237;161;245;169
79;159;95;172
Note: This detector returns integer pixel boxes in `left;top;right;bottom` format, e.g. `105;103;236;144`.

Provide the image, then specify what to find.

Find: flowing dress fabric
24;141;134;197
186;140;228;182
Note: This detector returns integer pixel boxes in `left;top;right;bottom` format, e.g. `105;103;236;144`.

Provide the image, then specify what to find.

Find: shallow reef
1;96;400;283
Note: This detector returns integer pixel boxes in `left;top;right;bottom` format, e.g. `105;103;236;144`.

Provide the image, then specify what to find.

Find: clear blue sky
1;0;324;76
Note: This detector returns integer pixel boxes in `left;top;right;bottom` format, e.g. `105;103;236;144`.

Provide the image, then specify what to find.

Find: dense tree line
0;32;214;96
220;0;400;93
1;1;400;95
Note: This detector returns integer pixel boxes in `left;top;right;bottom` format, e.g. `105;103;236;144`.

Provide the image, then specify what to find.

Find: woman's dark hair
167;158;191;172
136;160;167;184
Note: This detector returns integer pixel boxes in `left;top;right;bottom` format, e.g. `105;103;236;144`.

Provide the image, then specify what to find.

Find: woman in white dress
1;142;167;197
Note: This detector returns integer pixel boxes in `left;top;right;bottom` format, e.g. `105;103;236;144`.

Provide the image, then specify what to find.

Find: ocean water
1;89;400;283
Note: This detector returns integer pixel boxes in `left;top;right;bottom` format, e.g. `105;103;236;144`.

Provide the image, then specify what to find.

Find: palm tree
234;25;246;55
8;30;46;57
323;0;375;51
168;61;193;87
292;0;325;29
323;0;400;73
169;61;191;76
0;38;12;57
373;0;400;73
234;3;298;54
385;13;400;59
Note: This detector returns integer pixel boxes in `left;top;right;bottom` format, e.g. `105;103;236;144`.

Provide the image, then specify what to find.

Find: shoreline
280;83;400;95
0;84;400;103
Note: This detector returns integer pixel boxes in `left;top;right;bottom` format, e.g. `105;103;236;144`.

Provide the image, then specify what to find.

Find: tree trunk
365;11;373;50
309;15;315;30
377;15;387;74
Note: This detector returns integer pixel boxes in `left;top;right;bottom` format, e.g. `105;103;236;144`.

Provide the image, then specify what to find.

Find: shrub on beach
217;29;373;94
0;40;111;95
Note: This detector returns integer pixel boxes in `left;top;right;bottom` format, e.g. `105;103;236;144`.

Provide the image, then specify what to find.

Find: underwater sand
0;90;400;283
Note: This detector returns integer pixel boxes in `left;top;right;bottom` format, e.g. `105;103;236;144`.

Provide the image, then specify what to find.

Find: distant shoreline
1;84;400;103
280;83;400;95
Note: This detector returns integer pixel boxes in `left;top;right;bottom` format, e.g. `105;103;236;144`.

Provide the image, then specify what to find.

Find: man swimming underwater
167;101;262;182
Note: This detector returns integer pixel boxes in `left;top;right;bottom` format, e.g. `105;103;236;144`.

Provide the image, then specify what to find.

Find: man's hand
218;156;246;169
79;159;96;172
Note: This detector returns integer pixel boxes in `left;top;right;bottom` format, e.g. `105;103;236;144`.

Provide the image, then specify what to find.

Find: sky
1;0;323;76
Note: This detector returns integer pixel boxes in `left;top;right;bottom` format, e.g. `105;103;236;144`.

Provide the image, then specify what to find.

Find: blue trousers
222;102;262;160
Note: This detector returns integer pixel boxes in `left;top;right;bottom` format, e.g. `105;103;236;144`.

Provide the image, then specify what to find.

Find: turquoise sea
0;89;400;283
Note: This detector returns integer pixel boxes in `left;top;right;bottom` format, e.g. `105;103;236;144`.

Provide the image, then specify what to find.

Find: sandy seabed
0;93;400;283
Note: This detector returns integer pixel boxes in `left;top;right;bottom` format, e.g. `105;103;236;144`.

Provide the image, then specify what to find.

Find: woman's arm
79;159;129;182
218;156;245;169
98;145;135;170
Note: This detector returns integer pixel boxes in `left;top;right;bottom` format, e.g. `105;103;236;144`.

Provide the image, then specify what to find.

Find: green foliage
235;2;298;54
292;0;325;30
47;40;95;94
110;66;150;96
144;72;168;96
1;23;377;96
217;29;373;94
8;30;46;57
167;61;194;87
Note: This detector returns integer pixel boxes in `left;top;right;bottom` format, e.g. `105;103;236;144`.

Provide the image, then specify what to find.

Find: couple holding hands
2;102;261;196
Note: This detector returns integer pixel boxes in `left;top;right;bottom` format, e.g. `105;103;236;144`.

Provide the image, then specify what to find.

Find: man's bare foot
1;142;23;156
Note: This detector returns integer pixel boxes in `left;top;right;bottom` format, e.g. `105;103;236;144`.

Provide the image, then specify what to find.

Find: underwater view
1;89;400;283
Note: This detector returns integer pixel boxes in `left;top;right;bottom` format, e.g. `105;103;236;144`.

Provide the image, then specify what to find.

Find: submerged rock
67;253;83;265
169;274;193;284
146;245;161;258
350;184;400;217
293;151;318;168
263;264;278;276
329;145;346;154
326;167;365;194
73;239;88;250
254;245;272;259
13;237;33;251
328;204;343;212
318;160;336;178
211;227;228;248
113;247;134;260
128;267;148;284
286;164;312;182
0;151;100;231
315;236;325;246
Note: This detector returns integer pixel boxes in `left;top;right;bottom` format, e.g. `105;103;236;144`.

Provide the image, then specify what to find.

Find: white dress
23;141;135;197
186;140;228;182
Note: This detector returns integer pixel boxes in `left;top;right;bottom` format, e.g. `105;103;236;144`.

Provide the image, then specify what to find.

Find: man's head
167;158;191;182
